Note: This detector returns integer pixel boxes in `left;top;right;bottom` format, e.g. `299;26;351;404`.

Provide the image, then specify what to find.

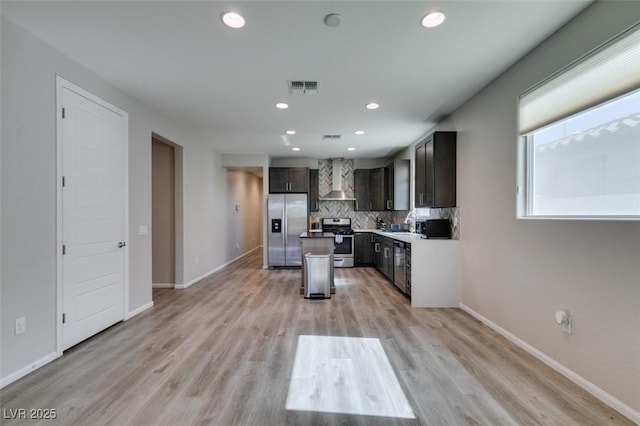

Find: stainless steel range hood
319;158;356;201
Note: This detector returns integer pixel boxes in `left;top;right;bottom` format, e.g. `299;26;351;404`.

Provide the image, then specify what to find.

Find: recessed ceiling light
275;102;289;109
347;147;356;151
292;147;301;151
354;130;365;135
221;11;245;29
366;102;380;110
421;11;445;28
286;130;296;135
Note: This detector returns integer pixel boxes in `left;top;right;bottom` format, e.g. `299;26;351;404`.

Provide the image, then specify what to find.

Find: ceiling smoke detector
289;81;319;95
324;13;343;28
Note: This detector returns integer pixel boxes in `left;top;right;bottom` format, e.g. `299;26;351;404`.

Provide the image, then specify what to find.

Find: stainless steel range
321;218;354;268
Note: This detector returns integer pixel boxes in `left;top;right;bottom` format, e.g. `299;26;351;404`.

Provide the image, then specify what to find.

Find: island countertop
299;232;335;238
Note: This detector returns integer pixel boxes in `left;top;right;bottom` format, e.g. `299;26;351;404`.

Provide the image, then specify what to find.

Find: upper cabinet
386;160;409;211
415;131;456;208
354;167;386;211
309;169;319;211
370;167;386;211
269;167;309;193
354;161;409;211
354;169;372;211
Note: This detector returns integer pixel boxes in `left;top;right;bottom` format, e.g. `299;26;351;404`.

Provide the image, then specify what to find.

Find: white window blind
519;24;640;135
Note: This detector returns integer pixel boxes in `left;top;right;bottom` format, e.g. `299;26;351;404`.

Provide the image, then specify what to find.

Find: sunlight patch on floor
286;335;415;419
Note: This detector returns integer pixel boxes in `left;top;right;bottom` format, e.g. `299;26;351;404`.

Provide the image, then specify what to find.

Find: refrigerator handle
283;204;287;244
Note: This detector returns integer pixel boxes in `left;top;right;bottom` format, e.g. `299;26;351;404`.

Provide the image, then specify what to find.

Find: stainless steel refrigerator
268;194;308;267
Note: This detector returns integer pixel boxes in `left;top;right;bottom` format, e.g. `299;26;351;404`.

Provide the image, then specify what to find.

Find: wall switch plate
15;317;26;335
195;256;199;264
138;225;149;235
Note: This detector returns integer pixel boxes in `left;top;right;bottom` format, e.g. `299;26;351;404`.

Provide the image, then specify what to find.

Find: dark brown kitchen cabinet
380;236;394;281
354;169;371;211
415;131;456;207
354;232;375;266
373;234;383;270
269;167;309;193
370;167;386;211
309;169;319;211
372;234;392;279
354;168;385;211
385;159;409;211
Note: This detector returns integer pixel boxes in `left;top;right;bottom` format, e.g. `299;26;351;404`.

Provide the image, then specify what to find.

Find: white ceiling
2;1;591;159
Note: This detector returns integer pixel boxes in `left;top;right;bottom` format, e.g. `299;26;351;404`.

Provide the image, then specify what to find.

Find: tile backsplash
308;158;460;239
310;201;408;230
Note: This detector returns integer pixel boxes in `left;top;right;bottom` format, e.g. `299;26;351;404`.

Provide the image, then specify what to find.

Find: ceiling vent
289;80;319;95
322;134;341;141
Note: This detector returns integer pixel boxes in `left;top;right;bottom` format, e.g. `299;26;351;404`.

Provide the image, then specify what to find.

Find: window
517;24;640;219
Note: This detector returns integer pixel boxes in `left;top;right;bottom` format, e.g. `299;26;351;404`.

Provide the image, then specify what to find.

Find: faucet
404;211;417;233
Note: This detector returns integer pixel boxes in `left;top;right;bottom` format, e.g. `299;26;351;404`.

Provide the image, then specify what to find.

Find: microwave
420;219;451;239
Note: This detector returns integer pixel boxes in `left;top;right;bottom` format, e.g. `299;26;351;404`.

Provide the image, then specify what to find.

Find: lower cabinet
354;232;375;266
354;233;398;293
381;236;394;281
373;234;383;270
355;232;461;307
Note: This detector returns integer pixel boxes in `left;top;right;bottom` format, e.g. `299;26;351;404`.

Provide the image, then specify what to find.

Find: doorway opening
151;134;183;288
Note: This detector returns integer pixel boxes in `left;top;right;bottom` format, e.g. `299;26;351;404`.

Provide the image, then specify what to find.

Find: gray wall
224;171;263;261
445;2;640;413
152;138;176;284
0;17;229;379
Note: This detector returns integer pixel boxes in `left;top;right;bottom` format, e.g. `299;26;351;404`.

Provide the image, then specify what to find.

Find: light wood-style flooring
1;250;633;425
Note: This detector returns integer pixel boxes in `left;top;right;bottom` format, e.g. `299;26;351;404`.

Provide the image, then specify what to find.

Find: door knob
118;242;126;248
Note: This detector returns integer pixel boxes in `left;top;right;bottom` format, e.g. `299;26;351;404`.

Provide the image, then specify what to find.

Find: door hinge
62;244;66;255
62;313;66;324
62;176;66;187
62;107;65;119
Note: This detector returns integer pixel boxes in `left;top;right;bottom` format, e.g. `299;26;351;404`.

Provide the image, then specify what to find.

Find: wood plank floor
1;250;633;425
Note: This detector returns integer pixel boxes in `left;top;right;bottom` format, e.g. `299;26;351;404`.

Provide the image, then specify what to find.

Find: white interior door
61;85;127;350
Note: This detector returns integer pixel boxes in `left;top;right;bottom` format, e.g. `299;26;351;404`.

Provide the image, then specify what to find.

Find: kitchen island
354;230;460;308
299;232;336;294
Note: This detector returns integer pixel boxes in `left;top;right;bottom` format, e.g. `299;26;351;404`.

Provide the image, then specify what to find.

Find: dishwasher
393;241;407;294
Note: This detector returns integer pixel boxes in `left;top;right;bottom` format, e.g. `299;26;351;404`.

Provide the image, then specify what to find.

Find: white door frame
55;75;129;356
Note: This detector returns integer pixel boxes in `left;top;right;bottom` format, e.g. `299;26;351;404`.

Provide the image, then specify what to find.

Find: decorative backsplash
310;201;408;230
429;207;460;240
318;158;354;197
310;158;460;239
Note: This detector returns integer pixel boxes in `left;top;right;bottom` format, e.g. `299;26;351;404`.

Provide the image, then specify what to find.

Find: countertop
299;232;335;239
353;229;453;244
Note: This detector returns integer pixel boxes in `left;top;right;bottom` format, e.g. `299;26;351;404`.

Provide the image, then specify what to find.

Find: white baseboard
459;303;640;424
152;283;174;289
0;351;60;389
1;302;154;390
125;301;154;320
176;246;262;290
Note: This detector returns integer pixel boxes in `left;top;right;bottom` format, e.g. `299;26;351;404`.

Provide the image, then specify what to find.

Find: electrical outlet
195;256;199;264
235;244;240;251
15;317;26;335
555;310;572;335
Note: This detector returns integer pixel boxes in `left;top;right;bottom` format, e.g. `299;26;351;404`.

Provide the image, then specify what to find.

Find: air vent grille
322;134;341;141
289;80;319;95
